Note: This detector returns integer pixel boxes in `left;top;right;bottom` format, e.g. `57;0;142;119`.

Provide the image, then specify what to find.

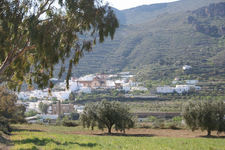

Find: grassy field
9;124;225;150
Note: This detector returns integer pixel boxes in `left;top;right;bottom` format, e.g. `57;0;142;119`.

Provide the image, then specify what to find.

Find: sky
105;0;179;10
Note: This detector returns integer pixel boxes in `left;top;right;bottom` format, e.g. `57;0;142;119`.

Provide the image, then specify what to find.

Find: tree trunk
107;126;112;134
207;129;211;136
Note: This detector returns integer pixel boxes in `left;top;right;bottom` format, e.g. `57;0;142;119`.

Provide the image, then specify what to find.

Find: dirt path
65;128;225;138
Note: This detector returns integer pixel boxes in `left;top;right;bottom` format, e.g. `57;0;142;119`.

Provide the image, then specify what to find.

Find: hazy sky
105;0;179;10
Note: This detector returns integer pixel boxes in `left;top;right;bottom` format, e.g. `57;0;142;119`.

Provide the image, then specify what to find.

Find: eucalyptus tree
0;0;119;90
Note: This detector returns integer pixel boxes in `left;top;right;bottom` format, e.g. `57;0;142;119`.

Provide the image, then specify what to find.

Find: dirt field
66;128;225;138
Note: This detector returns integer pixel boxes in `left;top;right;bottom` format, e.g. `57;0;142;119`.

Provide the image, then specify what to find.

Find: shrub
62;120;79;127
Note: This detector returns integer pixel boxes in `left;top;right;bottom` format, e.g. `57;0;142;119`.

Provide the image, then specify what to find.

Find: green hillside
59;0;225;84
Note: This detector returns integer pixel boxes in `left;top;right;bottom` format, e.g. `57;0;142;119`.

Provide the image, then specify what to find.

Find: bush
62;120;79;127
25;110;38;117
69;112;80;120
152;119;165;129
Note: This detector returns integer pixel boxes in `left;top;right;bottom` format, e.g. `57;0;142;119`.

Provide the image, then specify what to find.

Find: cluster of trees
80;100;225;135
81;100;134;134
182;100;225;136
76;90;125;101
0;87;25;134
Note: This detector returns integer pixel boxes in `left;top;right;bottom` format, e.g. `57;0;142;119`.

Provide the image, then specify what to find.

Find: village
17;66;202;124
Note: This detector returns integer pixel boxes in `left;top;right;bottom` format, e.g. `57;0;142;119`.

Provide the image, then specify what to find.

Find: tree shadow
18;146;39;150
62;141;98;147
95;133;155;137
199;135;225;139
13;128;43;133
13;137;98;148
0;134;12;146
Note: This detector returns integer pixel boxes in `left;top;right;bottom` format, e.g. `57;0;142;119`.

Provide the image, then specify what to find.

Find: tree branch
36;0;55;19
0;44;35;77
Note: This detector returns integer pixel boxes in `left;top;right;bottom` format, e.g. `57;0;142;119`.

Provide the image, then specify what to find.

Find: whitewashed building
74;105;85;113
183;65;192;71
156;86;175;94
131;86;148;92
185;80;198;85
175;85;201;93
174;85;191;94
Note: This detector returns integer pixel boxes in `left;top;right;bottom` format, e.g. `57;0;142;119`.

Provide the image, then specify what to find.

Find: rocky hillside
188;3;225;37
56;0;225;83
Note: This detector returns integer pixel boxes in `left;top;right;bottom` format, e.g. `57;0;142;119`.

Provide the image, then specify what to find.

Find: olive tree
0;0;119;90
0;87;26;134
81;100;135;134
182;100;225;136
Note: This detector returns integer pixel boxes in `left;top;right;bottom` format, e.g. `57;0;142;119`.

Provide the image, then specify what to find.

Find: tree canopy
0;86;26;134
0;0;119;90
81;100;135;134
182;100;225;136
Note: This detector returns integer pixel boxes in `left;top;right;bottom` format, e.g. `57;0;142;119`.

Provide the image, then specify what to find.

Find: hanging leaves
0;0;119;90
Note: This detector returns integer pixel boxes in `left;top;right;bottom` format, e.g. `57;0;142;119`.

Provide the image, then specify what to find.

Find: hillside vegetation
60;0;225;86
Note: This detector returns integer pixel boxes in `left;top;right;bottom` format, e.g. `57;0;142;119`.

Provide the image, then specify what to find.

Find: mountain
58;0;225;83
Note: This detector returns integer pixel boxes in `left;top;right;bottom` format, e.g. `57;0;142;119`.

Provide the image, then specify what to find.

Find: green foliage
62;116;79;127
172;116;182;124
0;87;25;134
182;100;225;136
76;89;125;101
81;100;135;134
0;0;119;90
25;110;38;117
69;92;76;101
38;102;49;114
69;112;80;121
62;120;78;127
128;101;183;113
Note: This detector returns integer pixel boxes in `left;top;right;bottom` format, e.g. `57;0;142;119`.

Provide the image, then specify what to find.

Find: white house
122;83;132;92
105;80;116;89
52;91;71;101
74;105;85;113
174;85;191;94
185;80;198;85
131;86;148;91
78;74;96;81
156;86;174;94
78;87;92;94
175;85;201;93
183;65;192;71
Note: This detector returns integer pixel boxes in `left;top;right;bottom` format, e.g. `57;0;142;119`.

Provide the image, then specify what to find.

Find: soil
65;128;225;138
